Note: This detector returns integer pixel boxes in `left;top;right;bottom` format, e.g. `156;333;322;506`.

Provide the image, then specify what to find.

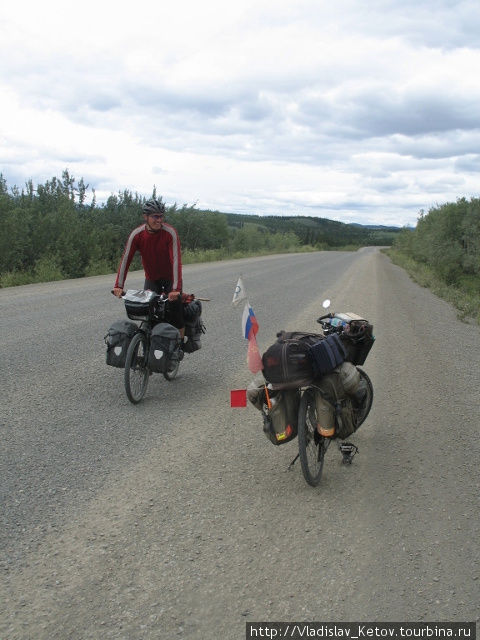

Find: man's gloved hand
168;291;181;301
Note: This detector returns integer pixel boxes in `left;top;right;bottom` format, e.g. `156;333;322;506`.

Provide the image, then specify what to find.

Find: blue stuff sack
308;333;346;377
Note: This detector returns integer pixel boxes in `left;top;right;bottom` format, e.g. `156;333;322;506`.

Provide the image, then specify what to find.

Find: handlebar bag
262;331;322;390
123;290;159;321
148;322;181;373
105;320;138;368
308;333;346;377
339;321;375;366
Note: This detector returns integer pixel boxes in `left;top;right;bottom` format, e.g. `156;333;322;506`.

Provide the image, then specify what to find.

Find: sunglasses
148;214;164;221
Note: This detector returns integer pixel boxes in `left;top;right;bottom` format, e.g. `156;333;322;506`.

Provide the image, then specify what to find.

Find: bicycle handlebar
317;312;334;323
111;289;210;302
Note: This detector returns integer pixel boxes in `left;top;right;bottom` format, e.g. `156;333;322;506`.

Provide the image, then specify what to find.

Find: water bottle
330;317;345;328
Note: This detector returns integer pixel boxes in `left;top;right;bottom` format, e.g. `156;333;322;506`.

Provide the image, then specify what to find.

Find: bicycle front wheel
124;332;149;404
297;388;330;486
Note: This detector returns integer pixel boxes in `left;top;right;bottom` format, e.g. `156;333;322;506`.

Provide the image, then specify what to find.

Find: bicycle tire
124;332;149;404
355;368;373;429
297;388;330;487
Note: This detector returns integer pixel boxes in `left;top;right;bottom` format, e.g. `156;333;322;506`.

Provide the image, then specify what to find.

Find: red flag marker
230;389;247;407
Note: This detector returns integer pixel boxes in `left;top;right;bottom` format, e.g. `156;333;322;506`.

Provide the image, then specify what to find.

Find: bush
0;270;33;287
33;254;64;283
386;248;480;324
84;259;116;277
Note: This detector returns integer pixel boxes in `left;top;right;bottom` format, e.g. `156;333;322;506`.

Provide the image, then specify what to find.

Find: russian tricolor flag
241;302;262;373
242;302;259;340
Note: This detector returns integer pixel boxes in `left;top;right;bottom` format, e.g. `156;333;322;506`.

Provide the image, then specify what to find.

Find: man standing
113;198;184;333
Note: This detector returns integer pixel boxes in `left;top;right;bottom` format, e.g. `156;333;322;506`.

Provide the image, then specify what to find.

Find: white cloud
1;0;479;227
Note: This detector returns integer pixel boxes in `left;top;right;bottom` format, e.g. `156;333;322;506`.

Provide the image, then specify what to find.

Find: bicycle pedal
339;442;358;464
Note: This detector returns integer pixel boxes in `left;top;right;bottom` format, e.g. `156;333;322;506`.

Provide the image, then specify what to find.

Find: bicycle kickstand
287;453;299;471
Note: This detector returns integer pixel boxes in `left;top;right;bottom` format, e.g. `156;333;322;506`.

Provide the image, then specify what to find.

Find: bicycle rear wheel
355;368;373;429
297;388;330;486
124;332;149;404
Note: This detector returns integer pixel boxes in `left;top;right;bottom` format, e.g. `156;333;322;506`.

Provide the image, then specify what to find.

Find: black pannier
183;299;205;353
183;299;202;323
308;333;346;376
147;323;181;373
262;331;322;390
105;320;138;368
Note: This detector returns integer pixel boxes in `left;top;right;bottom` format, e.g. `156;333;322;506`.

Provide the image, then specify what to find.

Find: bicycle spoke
125;333;149;403
298;390;327;486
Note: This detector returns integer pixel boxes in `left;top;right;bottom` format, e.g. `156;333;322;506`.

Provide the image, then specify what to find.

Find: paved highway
1;249;478;639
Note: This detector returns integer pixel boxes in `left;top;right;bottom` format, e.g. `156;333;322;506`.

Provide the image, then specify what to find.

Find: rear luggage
308;333;346;376
247;380;300;445
183;299;205;353
147;322;181;373
314;361;368;439
248;360;369;444
105;320;138;368
262;331;322;390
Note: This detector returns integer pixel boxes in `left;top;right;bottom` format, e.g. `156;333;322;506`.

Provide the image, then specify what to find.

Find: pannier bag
147;322;181;373
262;331;323;390
263;389;300;445
247;380;300;446
105;320;138;368
248;380;300;446
314;362;368;439
247;384;300;445
308;333;346;377
334;312;375;366
246;378;267;411
183;299;205;353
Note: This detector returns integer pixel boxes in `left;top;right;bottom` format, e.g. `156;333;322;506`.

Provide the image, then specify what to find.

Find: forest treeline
0;171;399;287
390;197;480;321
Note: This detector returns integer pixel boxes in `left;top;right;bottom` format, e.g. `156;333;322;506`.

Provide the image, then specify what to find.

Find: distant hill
220;212;401;247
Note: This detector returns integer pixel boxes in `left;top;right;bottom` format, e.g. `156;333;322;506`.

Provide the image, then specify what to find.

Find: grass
385;248;480;325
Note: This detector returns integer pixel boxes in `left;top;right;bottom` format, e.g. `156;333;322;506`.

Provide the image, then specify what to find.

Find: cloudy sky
1;0;479;227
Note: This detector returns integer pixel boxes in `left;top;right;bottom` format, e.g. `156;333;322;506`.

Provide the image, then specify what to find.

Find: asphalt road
1;249;479;639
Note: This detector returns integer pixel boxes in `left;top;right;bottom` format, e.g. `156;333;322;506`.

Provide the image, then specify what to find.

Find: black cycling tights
144;278;184;330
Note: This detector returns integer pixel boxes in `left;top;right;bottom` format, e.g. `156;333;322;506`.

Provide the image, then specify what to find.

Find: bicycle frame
121;291;182;403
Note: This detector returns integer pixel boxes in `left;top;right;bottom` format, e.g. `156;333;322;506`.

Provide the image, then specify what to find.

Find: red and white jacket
114;223;183;291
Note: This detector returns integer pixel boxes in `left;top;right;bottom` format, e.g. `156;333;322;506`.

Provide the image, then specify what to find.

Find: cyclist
113;198;185;336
